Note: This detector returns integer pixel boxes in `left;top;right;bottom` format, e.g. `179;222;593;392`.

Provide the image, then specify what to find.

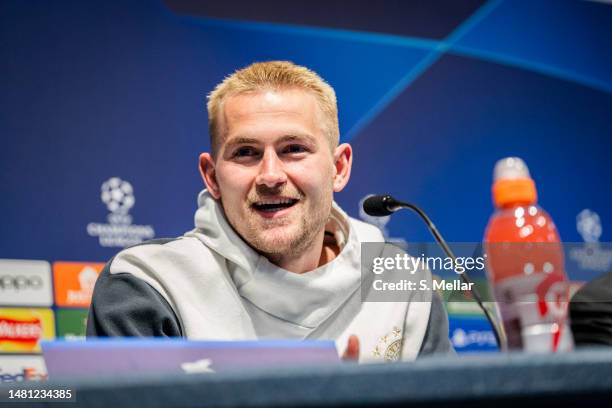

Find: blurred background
1;0;611;356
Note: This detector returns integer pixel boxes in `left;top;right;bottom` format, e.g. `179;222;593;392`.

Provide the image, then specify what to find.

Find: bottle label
494;273;573;352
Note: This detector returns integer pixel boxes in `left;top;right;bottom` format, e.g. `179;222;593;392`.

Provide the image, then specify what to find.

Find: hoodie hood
192;189;260;273
188;189;378;329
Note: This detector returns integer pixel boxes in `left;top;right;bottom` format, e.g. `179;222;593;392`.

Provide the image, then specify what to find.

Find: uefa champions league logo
100;177;136;225
101;177;135;215
569;208;611;272
87;177;155;248
576;209;602;244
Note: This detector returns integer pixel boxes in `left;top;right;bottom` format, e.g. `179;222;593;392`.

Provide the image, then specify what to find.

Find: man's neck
267;230;339;274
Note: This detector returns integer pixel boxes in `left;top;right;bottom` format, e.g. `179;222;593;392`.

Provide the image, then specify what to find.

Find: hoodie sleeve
86;263;183;338
418;291;455;356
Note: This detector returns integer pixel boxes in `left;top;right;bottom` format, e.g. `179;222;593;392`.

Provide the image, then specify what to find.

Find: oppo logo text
0;275;43;291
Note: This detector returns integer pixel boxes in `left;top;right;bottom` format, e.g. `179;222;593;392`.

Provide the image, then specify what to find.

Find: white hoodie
87;190;452;362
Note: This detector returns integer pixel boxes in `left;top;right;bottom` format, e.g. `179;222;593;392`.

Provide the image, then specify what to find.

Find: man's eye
283;144;308;154
232;147;257;157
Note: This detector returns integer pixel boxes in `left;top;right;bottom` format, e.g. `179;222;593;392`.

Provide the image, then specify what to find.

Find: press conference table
4;348;612;408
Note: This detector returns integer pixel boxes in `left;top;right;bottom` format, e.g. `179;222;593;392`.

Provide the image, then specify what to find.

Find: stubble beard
225;187;333;259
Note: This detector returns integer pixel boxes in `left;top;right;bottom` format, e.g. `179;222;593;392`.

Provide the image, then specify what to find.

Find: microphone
363;194;506;350
362;195;402;216
363;195;448;247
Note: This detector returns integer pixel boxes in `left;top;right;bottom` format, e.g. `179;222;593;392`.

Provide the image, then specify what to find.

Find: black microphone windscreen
363;195;393;216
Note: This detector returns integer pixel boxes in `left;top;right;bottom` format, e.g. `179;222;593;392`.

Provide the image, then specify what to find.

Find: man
87;61;453;361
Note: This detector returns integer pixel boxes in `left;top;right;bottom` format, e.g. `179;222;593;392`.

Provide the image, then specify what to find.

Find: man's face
201;88;350;257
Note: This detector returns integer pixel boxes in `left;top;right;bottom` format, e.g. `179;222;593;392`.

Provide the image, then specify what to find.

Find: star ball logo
101;177;135;216
87;177;155;248
569;208;611;272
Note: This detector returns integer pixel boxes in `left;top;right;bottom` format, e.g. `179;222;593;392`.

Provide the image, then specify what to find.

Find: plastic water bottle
484;157;573;352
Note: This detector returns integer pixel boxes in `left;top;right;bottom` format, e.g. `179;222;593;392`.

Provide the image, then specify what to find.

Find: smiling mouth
251;198;299;213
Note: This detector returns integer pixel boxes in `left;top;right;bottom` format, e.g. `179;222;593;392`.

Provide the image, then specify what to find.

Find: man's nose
255;149;287;188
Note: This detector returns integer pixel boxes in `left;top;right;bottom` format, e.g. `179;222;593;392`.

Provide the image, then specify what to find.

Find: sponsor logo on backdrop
451;328;497;349
0;317;41;343
569;209;612;272
0;275;42;290
87;177;155;248
53;262;103;308
56;309;89;340
70;266;97;304
0;356;48;383
0;309;55;353
0;260;53;307
448;312;498;352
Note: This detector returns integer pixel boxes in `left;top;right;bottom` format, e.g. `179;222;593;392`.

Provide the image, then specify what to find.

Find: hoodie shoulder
348;216;385;243
105;236;221;306
87;263;183;337
110;236;213;274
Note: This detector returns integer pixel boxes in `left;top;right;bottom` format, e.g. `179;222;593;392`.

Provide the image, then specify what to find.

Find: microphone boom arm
372;195;506;351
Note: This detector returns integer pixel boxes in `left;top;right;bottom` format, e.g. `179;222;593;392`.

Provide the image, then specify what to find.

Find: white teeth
255;198;296;205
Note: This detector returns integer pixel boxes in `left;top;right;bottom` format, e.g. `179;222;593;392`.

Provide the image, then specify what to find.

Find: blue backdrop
2;0;610;265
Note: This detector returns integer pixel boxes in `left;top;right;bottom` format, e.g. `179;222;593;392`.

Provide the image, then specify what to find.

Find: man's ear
332;143;353;192
199;153;221;199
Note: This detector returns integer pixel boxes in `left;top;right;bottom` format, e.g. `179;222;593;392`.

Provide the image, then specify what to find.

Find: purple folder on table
41;339;339;378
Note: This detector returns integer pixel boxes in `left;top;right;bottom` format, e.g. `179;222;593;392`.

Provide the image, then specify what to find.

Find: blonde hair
207;61;339;155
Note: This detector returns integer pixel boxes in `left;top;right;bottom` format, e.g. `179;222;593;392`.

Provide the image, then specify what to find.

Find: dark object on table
570;271;612;346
